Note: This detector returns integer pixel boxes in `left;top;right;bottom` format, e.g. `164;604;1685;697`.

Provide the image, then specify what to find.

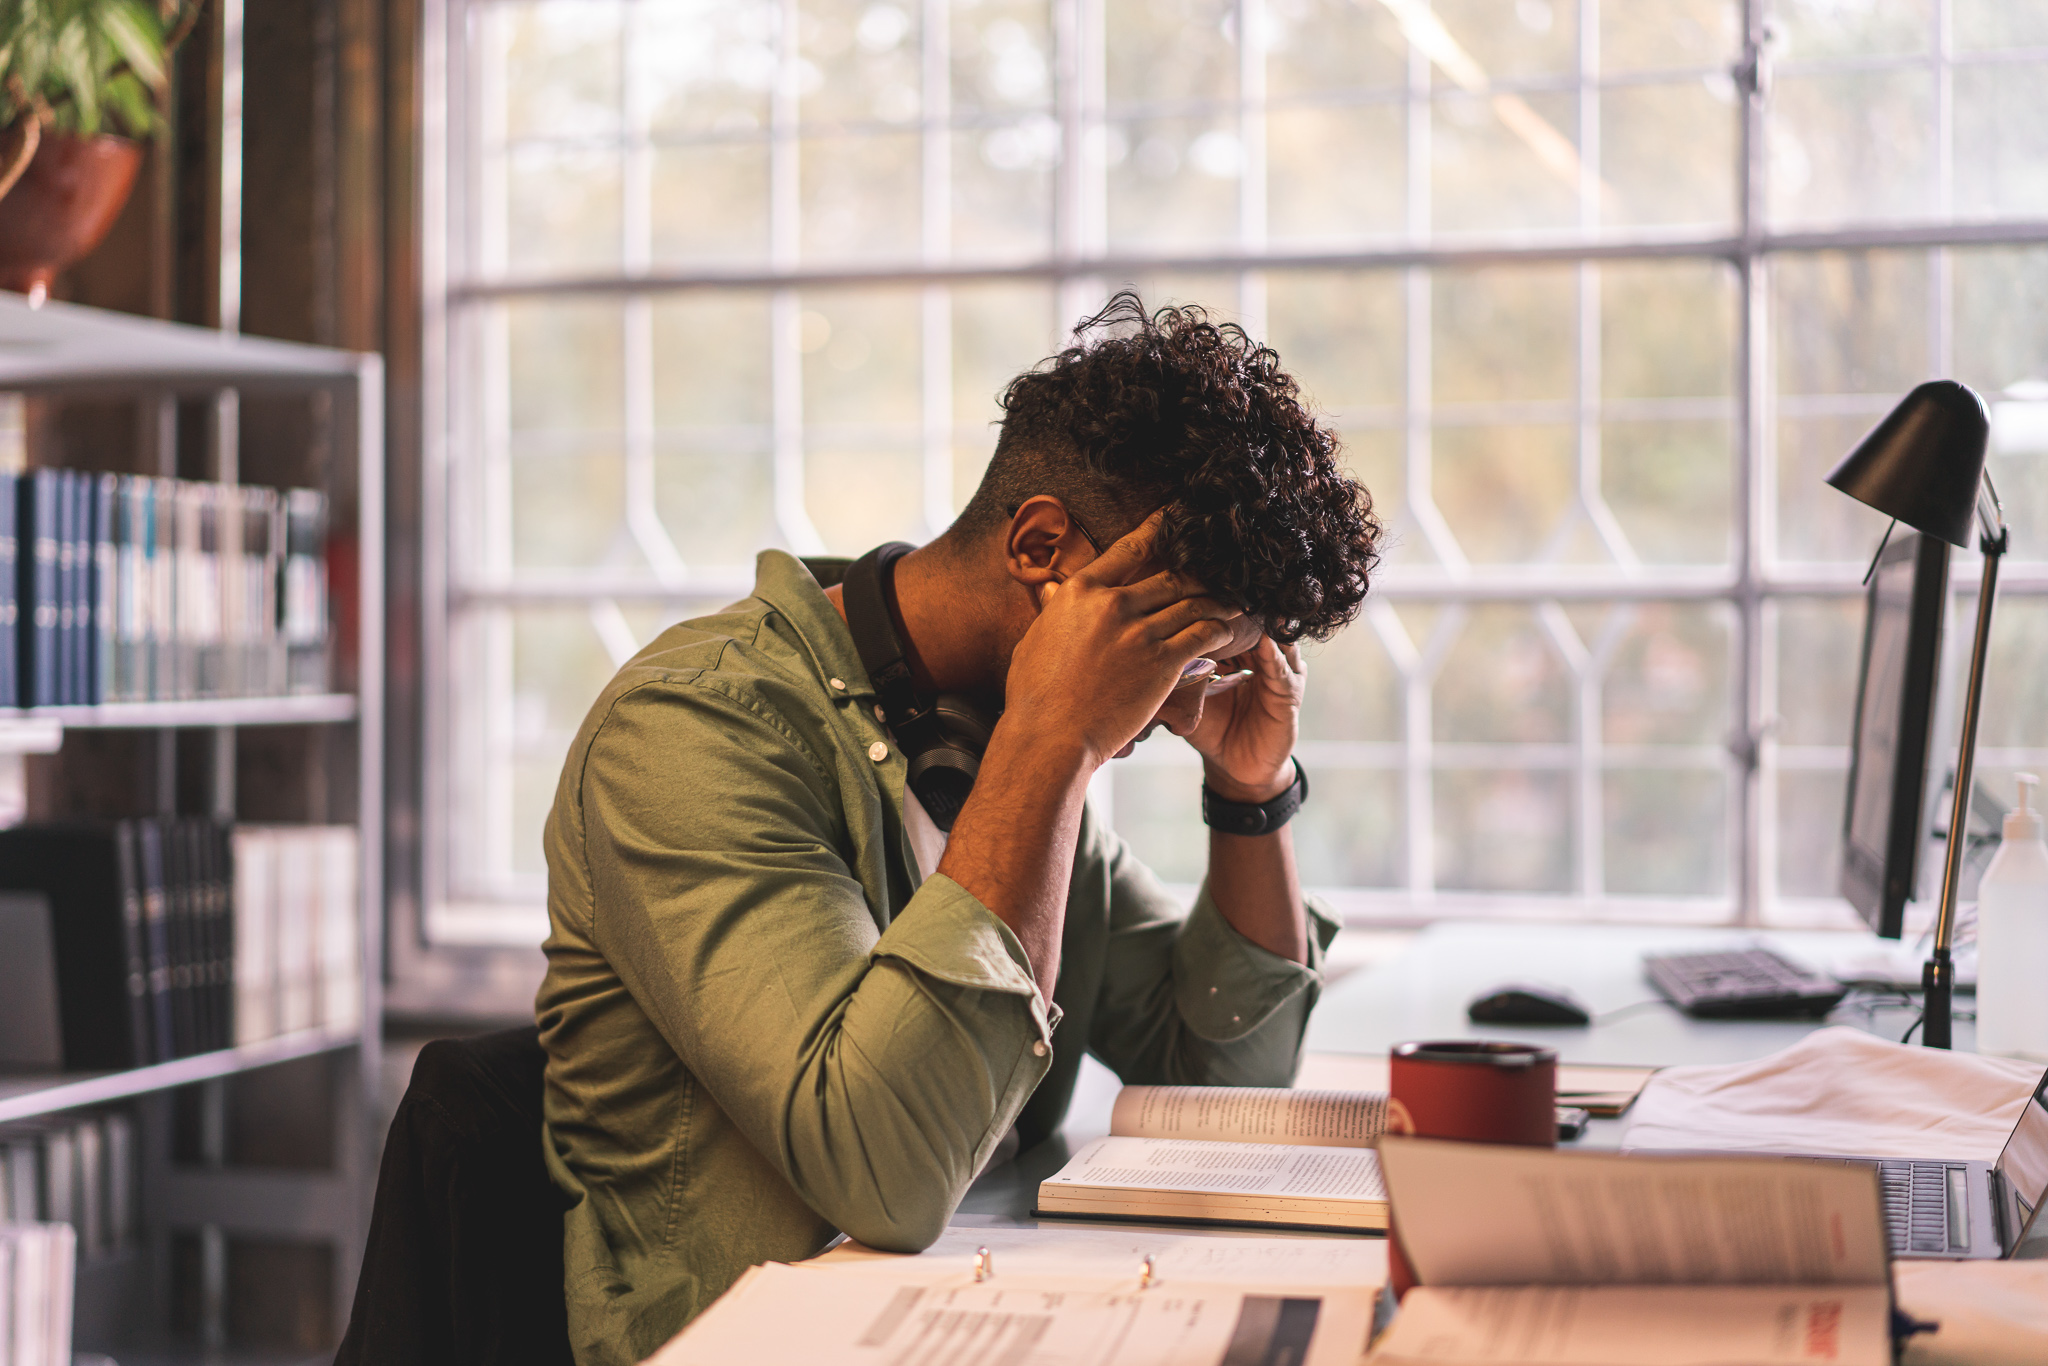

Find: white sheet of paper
1378;1138;1889;1288
1047;1136;1388;1201
815;1225;1389;1289
1621;1026;2039;1159
645;1261;1380;1366
1369;1285;1893;1366
1110;1086;1388;1148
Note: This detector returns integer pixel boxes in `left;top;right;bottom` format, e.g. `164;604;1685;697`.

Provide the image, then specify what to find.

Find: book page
1368;1285;1893;1366
1047;1137;1387;1201
649;1261;1380;1366
1111;1086;1388;1147
1379;1138;1890;1288
815;1225;1389;1289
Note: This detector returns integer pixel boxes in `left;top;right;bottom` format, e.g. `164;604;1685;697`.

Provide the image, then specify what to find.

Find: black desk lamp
1825;379;2005;1049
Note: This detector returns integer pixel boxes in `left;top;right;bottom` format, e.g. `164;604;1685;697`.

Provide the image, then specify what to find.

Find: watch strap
1201;758;1308;836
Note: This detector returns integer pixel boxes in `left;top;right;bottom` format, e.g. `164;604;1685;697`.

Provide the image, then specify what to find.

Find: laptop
1827;1065;2048;1260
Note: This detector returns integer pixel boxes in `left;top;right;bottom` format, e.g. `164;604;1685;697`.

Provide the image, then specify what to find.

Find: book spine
92;472;116;706
68;470;88;706
151;477;177;702
138;820;174;1063
27;471;57;707
0;469;15;708
282;488;329;694
54;472;73;706
114;821;153;1068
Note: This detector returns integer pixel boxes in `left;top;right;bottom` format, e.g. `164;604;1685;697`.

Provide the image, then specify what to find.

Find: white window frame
408;0;2048;976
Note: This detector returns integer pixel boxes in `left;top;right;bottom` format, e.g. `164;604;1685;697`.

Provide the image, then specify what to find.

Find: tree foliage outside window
432;0;2048;944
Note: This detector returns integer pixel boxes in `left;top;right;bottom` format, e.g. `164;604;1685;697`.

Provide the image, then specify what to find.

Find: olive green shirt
537;550;1339;1365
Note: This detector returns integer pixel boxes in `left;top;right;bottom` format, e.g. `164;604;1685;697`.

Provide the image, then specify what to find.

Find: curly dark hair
953;291;1380;643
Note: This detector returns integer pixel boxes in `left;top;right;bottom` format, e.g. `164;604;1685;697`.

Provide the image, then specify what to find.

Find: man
537;293;1381;1363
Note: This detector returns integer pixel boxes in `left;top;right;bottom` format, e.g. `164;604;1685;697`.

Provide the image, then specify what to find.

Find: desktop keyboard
1642;947;1849;1019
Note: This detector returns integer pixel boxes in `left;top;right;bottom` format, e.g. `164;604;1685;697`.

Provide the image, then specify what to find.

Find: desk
958;920;1967;1225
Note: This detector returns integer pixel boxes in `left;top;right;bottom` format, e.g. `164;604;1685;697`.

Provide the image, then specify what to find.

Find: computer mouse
1466;983;1592;1026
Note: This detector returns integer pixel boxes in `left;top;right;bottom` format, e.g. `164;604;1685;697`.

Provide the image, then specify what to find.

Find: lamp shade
1825;380;1990;548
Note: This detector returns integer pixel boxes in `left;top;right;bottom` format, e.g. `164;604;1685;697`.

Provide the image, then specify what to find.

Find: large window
426;0;2048;945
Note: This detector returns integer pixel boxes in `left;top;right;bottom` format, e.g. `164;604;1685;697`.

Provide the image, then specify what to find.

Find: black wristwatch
1201;758;1308;836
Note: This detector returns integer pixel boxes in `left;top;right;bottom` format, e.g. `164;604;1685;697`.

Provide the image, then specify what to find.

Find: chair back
336;1025;573;1366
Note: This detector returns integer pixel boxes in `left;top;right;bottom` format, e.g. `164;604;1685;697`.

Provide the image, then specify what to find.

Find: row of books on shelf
0;1108;120;1366
0;469;331;708
0;822;360;1074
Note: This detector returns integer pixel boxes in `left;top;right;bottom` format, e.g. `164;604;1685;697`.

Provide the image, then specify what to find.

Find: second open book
1037;1085;1392;1230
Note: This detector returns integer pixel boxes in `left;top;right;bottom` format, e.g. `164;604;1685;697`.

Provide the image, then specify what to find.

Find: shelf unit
0;292;383;1354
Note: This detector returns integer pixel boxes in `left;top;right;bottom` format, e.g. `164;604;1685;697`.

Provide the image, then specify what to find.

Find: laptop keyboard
1880;1160;1969;1254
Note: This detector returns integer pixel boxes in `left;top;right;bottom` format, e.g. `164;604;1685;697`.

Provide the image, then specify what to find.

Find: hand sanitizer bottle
1975;773;2048;1060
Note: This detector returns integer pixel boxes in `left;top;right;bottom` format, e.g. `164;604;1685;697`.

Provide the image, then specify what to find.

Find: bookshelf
0;292;383;1354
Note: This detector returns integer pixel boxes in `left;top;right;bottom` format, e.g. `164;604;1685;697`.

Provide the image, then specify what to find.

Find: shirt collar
750;549;879;701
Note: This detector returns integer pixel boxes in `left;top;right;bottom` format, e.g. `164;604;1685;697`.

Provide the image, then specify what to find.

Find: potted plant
0;0;204;304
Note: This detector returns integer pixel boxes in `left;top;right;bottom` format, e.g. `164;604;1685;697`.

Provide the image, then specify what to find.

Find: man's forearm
1203;764;1309;964
936;721;1095;997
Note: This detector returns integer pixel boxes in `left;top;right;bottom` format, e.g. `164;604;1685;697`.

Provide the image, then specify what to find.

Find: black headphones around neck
840;543;998;833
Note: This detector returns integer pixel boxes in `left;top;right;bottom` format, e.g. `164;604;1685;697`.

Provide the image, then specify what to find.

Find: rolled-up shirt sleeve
578;677;1052;1254
1082;804;1341;1088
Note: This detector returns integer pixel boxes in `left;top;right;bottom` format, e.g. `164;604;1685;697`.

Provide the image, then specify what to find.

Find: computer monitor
1840;529;1950;939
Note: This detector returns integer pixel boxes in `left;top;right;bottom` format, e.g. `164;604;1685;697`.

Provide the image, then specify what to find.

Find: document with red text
1368;1138;1895;1366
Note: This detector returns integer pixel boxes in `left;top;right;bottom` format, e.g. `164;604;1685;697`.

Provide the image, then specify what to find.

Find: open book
1038;1086;1390;1231
1369;1138;1897;1366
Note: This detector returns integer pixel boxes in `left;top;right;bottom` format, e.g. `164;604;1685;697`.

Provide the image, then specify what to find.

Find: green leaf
96;0;162;90
52;17;98;133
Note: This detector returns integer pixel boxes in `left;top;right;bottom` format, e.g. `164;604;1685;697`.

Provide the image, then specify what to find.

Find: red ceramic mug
1385;1040;1556;1299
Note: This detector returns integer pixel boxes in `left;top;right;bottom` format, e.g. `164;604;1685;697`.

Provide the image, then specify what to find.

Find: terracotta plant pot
0;127;144;304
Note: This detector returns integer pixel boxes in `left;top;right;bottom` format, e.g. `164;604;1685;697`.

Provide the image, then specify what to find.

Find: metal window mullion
1236;0;1268;336
769;0;822;553
620;4;683;581
1935;0;1954;219
1578;0;1600;234
1735;0;1770;925
1054;0;1106;323
921;0;954;536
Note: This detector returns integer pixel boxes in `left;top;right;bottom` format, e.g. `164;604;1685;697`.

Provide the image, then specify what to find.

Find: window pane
639;0;777;134
1776;770;1846;899
652;295;774;563
502;146;623;273
1266;0;1405;97
1105;0;1236;108
1603;419;1733;565
1110;762;1205;884
1266;270;1406;415
507;299;624;436
1433;424;1576;563
1436;771;1574;893
802;134;922;260
1435;265;1576;404
1769;69;1935;226
1606;770;1728;896
802;289;925;552
1296;770;1405;889
1601;260;1735;400
1434;0;1579;81
1775;598;1862;747
1267;104;1407;246
1956;248;2048;564
1602;0;1740;72
1431;90;1581;235
1603;602;1731;746
496;2;623;142
1770;0;1931;60
1434;605;1573;744
954;118;1058;259
1954;64;2048;220
951;283;1059;514
952;0;1055;113
1954;0;2048;50
799;0;923;127
1105;116;1242;251
650;142;770;266
1300;619;1403;744
1601;81;1737;229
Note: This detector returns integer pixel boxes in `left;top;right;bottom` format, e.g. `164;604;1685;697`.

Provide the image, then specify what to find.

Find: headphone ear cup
906;696;998;833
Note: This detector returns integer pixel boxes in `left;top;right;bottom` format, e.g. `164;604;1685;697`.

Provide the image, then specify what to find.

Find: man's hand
1001;511;1247;767
1186;636;1305;803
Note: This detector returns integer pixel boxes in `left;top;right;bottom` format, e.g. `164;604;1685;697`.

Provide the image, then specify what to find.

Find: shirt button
868;741;888;763
1032;1041;1049;1057
829;677;846;691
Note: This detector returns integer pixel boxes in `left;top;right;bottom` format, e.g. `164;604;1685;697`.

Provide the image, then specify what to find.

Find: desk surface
960;920;1968;1227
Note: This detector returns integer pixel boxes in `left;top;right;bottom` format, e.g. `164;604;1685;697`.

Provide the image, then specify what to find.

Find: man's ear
1003;496;1091;590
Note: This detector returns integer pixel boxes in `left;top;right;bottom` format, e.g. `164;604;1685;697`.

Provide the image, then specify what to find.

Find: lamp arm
1979;469;2009;552
1926;524;2005;1049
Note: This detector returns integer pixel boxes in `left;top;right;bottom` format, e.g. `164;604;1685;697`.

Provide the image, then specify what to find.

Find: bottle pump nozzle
2006;773;2043;842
